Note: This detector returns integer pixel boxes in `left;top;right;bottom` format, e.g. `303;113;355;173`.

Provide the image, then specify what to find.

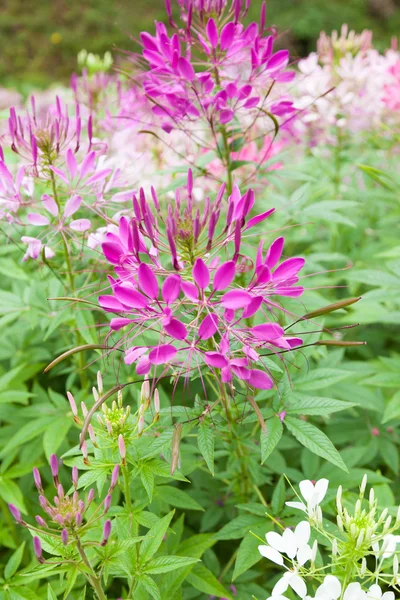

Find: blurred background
1;0;400;88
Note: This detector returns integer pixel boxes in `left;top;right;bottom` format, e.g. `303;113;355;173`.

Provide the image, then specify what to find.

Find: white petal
295;521;311;546
272;573;290;596
297;543;312;566
289;574;308;598
282;528;297;558
368;584;382;599
266;531;287;553
286;501;308;513
343;582;365;600
258;545;284;565
299;480;315;502
381;593;394;600
323;575;341;599
314;478;329;502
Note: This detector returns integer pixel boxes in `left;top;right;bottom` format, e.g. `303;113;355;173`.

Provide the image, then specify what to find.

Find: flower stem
75;535;107;600
122;465;132;512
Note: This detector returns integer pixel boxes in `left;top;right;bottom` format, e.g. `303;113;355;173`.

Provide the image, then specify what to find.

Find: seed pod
171;423;182;475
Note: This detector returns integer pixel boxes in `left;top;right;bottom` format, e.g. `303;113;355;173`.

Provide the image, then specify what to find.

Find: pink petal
49;165;69;185
136;355;151;374
246;208;275;230
124;346;148;365
148;344;177;365
221;290;253;309
275;286;304;297
110;318;133;331
232;365;251;380
213;260;235;291
204;352;228;368
248;369;274;389
114;284;149;309
42;194;59;217
64;194;82;218
220;109;234;124
220;22;235;51
164;318;187;340
138;263;159;299
79;151;96;179
193;258;210;290
69;218;91;232
251;323;285;340
98;295;124;312
206;18;218;48
162;274;181;304
198;314;219;340
85;169;112;186
242;296;263;318
102;241;123;265
255;265;272;285
273;257;305;282
27;213;50;226
266;237;284;269
266;49;289;72
178;57;195;81
181;280;199;301
66;149;78;179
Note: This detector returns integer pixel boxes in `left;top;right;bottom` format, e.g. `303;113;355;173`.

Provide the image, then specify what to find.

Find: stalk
75;535;107;600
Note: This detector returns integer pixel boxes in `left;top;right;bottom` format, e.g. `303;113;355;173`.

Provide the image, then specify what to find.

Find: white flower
272;570;308;599
286;479;329;521
367;584;394;600
372;534;400;559
311;577;366;600
258;521;313;566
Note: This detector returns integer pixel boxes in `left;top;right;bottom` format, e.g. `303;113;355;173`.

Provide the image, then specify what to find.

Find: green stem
75;535;107;600
221;126;233;196
122;465;132;512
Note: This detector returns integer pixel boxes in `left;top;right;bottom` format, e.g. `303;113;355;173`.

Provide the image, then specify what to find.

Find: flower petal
27;213;50;226
114;284;149;309
220;290;252;309
248;369;273;389
204;352;228;368
164;318;187;340
198;313;219;340
258;545;284;565
69;218;91;231
294;521;311;546
162;274;181;304
193;258;210;289
64;194;82;218
213;260;236;291
138;262;159;299
148;344;177;365
251;323;284;340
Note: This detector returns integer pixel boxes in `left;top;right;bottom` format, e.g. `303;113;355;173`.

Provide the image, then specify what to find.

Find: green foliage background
1;0;400;87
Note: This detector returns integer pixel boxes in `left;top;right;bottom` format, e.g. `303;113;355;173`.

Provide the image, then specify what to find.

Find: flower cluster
98;170;305;389
257;475;400;600
8;454;118;562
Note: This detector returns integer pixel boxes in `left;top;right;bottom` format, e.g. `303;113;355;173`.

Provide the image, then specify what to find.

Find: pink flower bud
50;454;58;481
39;495;47;510
72;466;79;489
104;494;112;512
88;489;95;503
118;434;126;463
57;484;64;499
110;464;119;489
55;514;64;525
154;388;160;414
33;467;42;491
33;537;43;562
75;512;83;527
101;519;112;546
67;391;78;417
61;529;69;545
35;515;47;527
8;504;22;523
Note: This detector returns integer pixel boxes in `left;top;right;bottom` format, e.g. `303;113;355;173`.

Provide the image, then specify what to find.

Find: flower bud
360;473;367;495
369;488;375;505
337;514;344;531
88;424;97;446
8;504;22;523
39;495;47;509
97;371;103;395
57;484;64;499
81;401;88;417
88;489;95;503
101;519;112;546
311;540;318;563
81;440;89;464
394;555;399;581
332;538;337;557
110;464;119;489
154;388;160;420
75;512;83;527
396;505;400;525
35;515;47;527
104;494;112;513
61;529;68;545
138;415;145;435
92;386;99;402
55;514;64;525
67;391;78;418
50;454;59;483
118;434;126;465
72;466;79;489
361;557;367;576
33;537;44;563
117;389;123;407
356;530;364;549
33;467;42;492
141;378;150;404
336;485;342;511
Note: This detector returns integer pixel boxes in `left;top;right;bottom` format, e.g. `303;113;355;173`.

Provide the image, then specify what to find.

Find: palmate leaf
284;417;348;472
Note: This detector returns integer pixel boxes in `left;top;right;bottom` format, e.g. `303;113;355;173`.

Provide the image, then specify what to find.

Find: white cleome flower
367;584;394;600
286;479;329;522
311;577;367;600
372;534;400;559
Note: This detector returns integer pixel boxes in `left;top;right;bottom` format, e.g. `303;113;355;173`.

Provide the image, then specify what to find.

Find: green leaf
47;585;58;600
157;485;203;511
144;556;199;574
271;476;285;514
197;419;214;476
379;439;399;475
139;510;175;565
285;393;357;416
0;417;55;457
382;392;400;424
233;528;266;581
140;466;155;502
43;418;72;460
4;542;25;579
261;417;283;464
215;513;265;540
186;564;233;599
0;477;27;512
140;575;161;600
295;369;351;391
285;417;348;472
